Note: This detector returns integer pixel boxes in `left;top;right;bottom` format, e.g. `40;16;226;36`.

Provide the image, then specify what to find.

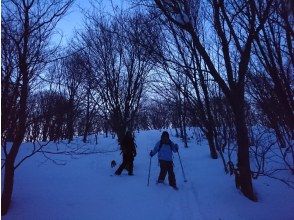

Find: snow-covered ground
2;129;294;220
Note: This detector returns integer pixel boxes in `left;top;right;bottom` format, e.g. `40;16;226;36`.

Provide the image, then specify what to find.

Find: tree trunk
67;97;75;143
183;125;188;148
2;45;31;214
83;125;89;143
67;116;74;142
231;95;256;201
83;92;90;143
206;129;218;159
175;127;179;137
1;157;15;216
182;101;188;148
2;56;30;214
95;133;98;145
1;123;26;215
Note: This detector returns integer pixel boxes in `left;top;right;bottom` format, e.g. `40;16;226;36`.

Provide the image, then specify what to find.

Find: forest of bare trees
1;0;293;215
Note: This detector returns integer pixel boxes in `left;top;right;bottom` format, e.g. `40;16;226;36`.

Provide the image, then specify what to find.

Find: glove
149;150;153;157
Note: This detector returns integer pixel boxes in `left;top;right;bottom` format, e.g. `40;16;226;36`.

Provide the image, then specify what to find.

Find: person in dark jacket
150;131;179;190
115;131;137;176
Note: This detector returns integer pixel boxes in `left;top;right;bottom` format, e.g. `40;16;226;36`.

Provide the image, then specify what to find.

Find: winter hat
161;131;170;143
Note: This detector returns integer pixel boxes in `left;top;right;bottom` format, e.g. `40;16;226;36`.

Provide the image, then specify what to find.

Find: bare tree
1;0;73;215
58;51;85;142
153;19;220;157
249;0;294;173
153;0;273;201
78;12;154;145
65;50;98;143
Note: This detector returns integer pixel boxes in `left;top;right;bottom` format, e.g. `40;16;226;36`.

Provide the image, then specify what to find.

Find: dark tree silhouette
79;13;154;145
1;0;73;215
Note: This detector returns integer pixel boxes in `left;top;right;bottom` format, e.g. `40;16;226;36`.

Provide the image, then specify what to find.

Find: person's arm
150;142;160;157
170;141;179;153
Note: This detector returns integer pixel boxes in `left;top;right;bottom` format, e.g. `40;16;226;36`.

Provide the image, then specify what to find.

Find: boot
172;185;179;190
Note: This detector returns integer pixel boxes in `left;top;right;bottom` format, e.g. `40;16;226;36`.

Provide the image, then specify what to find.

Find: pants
158;160;176;187
115;153;134;175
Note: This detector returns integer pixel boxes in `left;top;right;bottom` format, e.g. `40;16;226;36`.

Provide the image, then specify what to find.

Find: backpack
158;140;174;165
158;140;172;151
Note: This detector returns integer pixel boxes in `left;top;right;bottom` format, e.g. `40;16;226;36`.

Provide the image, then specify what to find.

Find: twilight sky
54;0;131;45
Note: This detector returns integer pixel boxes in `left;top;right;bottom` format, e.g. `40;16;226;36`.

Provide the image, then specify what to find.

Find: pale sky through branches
53;0;131;46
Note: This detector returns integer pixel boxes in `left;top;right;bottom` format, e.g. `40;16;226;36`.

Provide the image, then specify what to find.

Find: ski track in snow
167;174;206;220
172;182;199;220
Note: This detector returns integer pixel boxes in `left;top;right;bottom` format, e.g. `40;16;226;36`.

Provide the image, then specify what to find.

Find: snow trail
2;129;294;220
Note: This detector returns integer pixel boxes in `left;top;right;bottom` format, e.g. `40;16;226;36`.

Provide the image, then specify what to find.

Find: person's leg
167;161;177;187
128;156;134;175
158;160;168;183
115;154;127;175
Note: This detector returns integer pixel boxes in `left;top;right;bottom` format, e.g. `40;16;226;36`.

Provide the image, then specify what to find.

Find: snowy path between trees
2;130;294;220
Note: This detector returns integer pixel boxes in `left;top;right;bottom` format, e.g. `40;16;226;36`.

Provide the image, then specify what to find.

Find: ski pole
147;156;152;186
177;151;187;182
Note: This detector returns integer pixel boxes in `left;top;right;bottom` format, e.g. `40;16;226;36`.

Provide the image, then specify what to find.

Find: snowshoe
172;186;179;190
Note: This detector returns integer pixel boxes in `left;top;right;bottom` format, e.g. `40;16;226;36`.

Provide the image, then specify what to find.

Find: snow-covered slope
2;129;294;220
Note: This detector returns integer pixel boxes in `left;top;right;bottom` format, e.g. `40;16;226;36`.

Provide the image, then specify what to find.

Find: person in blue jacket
150;131;179;190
